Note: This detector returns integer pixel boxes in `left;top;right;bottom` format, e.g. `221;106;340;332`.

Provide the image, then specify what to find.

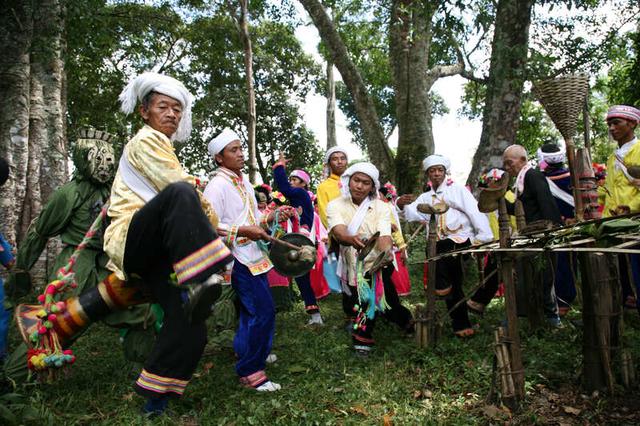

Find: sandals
435;286;452;298
466;300;485;317
454;328;475;338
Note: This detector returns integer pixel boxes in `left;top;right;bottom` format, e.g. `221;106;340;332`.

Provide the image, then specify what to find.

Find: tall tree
466;0;535;188
326;61;337;148
0;0;68;245
299;0;395;177
229;0;259;182
390;0;470;192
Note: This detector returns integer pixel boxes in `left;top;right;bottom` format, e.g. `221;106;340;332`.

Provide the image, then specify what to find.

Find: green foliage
0;392;50;425
460;80;614;162
66;0;323;180
528;1;632;78
331;0;482;150
606;31;640;107
8;250;640;423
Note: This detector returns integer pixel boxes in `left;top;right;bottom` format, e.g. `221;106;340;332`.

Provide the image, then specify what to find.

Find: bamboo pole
498;198;525;402
424;214;439;347
565;136;585;221
579;252;622;393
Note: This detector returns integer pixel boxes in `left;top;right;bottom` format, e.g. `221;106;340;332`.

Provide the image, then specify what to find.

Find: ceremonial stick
265;235;302;251
405;222;426;246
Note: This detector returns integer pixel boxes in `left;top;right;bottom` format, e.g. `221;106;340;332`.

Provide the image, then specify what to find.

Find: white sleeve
203;179;229;229
400;192;431;223
452;185;493;243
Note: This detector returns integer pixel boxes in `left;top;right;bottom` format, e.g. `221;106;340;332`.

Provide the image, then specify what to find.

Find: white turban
422;154;451;172
537;143;566;165
119;72;194;142
208;128;241;157
340;162;380;199
324;146;348;163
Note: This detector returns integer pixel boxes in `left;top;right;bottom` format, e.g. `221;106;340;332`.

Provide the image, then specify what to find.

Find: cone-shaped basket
532;74;589;140
532;74;590;221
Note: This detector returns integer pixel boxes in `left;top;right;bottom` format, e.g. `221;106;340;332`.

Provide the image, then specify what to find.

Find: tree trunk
237;0;257;183
390;1;465;193
0;1;34;245
326;60;337;149
33;0;68;202
299;0;394;178
390;1;433;193
466;0;535;188
0;0;67;247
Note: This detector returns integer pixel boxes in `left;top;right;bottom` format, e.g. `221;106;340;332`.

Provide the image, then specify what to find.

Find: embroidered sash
545;177;575;207
216;168;272;275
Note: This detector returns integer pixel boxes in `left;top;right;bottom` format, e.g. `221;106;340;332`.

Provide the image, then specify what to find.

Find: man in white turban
326;162;413;357
203;128;296;392
317;146;349;227
397;154;492;338
104;72;233;415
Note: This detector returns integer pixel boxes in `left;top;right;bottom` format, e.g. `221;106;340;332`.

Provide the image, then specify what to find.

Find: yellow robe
104;125;216;279
602;140;640;217
317;174;341;227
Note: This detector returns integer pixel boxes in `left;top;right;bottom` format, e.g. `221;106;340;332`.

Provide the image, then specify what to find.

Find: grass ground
2;256;640;425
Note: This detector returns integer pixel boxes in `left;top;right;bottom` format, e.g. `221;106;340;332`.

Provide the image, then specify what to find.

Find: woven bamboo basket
532;74;589;140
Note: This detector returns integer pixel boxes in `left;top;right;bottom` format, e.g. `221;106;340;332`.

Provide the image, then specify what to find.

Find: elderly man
204;129;292;391
317;147;349;227
397;155;492;337
502;144;563;326
327;162;413;356
104;72;233;415
603;105;640;312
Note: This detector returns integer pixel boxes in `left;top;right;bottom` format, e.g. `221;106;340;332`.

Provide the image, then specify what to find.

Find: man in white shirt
397;154;493;337
327;162;413;356
204;129;290;392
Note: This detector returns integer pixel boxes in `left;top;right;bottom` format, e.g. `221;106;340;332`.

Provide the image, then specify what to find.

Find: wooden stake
498;198;525;402
423;214;439;347
564;137;585;221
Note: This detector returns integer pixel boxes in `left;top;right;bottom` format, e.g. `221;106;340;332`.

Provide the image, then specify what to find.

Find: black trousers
347;265;413;347
432;239;472;332
471;254;500;306
124;182;233;398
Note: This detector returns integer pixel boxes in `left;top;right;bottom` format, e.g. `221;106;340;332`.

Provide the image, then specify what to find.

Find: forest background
1;0;639;247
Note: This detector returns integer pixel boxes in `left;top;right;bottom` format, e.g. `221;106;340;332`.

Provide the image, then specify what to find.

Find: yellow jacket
104;125;215;279
603;140;640;217
487;190;516;238
317;174;341;227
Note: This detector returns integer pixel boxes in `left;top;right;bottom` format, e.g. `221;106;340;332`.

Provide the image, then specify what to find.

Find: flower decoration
382;182;397;201
270;190;287;205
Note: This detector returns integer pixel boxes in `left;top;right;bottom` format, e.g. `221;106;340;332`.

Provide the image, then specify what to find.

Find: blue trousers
232;262;275;377
294;272;319;313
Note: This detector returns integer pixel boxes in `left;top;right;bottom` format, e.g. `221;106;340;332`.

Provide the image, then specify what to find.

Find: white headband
324;146;348;164
340;162;380;199
422;154;451;172
208;128;241;157
119;72;193;142
537;144;566;165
